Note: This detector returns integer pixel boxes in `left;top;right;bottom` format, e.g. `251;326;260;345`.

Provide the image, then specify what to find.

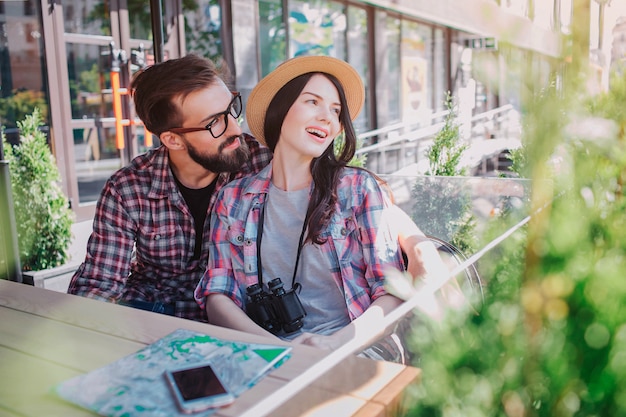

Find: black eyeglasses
169;92;242;138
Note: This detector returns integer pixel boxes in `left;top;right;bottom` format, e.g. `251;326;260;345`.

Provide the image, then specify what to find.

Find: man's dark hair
130;54;223;135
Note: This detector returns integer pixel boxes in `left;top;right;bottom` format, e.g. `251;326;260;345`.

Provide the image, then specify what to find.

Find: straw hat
246;55;365;146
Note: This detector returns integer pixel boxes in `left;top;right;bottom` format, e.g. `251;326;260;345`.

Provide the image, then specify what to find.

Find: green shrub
425;92;468;178
402;36;626;417
2;108;73;271
410;92;477;254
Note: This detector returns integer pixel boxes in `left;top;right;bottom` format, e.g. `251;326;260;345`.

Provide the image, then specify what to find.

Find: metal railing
356;104;518;174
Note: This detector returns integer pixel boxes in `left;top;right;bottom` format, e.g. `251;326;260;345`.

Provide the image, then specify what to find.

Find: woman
194;56;406;358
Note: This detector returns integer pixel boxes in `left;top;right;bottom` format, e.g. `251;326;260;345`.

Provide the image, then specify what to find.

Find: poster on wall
401;56;429;124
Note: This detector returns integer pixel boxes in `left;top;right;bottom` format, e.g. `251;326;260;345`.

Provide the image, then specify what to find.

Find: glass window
375;11;400;127
0;0;48;138
499;46;524;109
73;125;122;204
346;5;369;133
502;0;528;17
66;43;113;120
433;27;446;112
401;20;432;124
127;1;157;41
64;0;111;35
288;0;346;58
534;0;555;30
185;0;223;63
258;0;286;76
560;0;573;34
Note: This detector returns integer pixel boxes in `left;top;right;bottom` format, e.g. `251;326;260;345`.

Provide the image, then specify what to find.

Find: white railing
356;104;518;174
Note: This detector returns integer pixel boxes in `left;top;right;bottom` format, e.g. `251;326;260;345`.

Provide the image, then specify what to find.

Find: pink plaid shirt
194;162;405;321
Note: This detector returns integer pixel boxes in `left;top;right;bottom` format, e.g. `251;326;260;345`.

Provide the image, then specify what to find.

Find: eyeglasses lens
210;94;242;138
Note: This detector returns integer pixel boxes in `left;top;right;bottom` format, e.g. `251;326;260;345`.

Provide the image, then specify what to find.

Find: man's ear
160;131;185;150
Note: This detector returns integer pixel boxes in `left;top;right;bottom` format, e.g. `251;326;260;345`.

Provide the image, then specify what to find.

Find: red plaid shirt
68;134;272;322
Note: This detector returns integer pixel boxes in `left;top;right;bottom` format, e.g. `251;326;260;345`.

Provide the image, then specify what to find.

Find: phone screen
164;362;234;413
171;364;228;401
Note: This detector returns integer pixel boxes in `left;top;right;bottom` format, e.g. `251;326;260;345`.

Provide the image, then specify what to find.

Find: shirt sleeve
243;133;272;176
67;179;135;301
194;186;245;311
356;173;405;301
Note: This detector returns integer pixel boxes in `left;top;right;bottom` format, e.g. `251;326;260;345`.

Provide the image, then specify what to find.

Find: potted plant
2;108;75;289
410;92;477;255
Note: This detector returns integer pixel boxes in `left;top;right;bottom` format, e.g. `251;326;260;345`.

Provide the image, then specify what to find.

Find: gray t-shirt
261;183;351;340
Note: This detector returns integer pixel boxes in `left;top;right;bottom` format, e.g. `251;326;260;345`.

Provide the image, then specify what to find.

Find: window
401;20;432;124
347;5;369;132
185;0;223;63
375;11;400;126
258;0;286;76
288;0;345;58
433;28;447;112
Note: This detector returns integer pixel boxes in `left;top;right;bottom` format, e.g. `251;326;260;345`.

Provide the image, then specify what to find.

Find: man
68;54;440;322
68;54;271;321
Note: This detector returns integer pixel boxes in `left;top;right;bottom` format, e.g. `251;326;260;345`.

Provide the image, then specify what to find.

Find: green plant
401;23;626;417
2;108;74;271
410;92;476;254
333;131;367;168
425;92;468;177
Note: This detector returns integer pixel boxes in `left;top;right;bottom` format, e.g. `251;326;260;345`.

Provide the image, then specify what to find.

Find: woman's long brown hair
263;72;357;244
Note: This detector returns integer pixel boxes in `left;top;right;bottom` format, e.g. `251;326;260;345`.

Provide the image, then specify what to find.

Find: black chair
391;236;483;364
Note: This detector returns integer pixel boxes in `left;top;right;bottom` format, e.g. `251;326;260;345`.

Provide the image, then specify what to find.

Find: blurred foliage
333;131;367;168
587;73;626;129
0;89;48;130
410;92;477;254
402;25;626;417
2;109;74;271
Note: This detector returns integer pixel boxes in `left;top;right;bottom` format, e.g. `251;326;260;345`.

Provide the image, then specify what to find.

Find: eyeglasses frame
168;91;242;138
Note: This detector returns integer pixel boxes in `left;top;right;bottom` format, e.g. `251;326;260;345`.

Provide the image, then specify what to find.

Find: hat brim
246;56;365;147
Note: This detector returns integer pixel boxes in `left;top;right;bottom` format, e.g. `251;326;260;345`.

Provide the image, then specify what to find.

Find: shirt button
245;239;252;246
341;227;347;236
154;234;160;240
236;235;244;243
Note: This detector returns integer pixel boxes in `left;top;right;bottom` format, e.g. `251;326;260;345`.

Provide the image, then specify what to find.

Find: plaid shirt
68;134;272;322
194;162;405;321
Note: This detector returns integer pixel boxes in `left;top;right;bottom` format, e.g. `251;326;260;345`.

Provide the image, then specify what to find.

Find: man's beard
185;134;250;173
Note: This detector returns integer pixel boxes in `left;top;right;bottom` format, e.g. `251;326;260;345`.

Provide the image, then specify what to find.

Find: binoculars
245;278;307;334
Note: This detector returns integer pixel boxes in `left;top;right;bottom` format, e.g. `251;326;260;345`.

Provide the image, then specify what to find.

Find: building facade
1;0;573;221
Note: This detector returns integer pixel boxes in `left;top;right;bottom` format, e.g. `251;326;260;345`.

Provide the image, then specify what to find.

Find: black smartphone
164;362;235;413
